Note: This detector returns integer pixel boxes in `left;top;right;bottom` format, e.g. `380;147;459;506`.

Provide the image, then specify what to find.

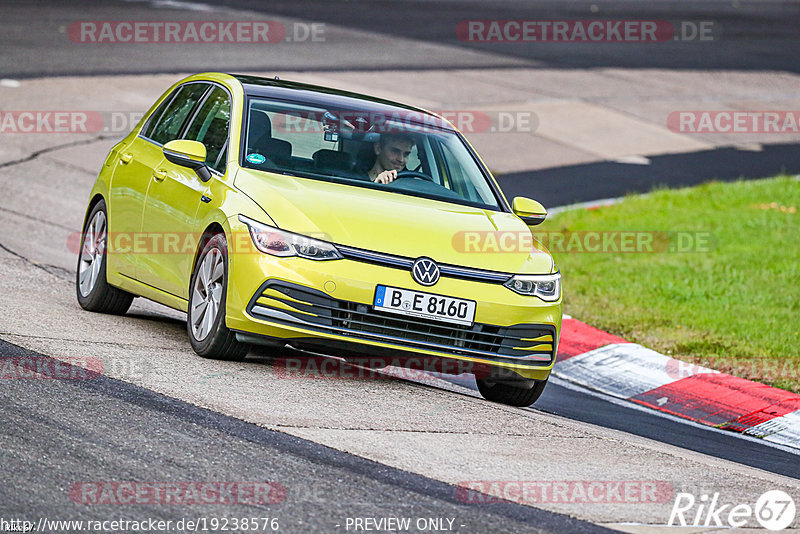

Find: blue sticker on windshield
246;153;266;164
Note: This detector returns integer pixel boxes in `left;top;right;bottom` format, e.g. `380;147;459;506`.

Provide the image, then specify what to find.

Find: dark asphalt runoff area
534;380;800;480
3;0;800;206
498;142;800;207
226;0;800;72
3;0;800;75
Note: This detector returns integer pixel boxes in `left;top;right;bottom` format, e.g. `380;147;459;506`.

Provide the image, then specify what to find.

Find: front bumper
225;248;562;381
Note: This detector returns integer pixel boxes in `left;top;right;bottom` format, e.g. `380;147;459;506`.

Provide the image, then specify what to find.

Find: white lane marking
121;0;215;11
553;343;716;399
613;155;651;165
747;410;800;448
378;365;477;390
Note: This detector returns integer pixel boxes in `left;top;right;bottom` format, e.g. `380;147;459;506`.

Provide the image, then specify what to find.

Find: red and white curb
555;316;800;450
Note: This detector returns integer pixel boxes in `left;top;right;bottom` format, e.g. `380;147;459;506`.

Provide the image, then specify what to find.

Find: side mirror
163;140;211;182
512;197;547;226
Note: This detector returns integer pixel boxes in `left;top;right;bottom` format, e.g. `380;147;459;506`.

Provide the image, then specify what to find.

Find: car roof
230;74;455;132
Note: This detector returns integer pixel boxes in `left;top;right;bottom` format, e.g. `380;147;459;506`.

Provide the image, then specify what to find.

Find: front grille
337;245;512;283
247;281;555;364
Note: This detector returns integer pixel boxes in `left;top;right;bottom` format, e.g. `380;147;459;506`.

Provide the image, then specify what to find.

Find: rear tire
76;199;134;315
187;233;250;361
476;377;548;407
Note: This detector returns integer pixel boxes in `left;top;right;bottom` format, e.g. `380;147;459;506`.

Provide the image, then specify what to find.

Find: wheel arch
190;221;227;282
82;193;106;230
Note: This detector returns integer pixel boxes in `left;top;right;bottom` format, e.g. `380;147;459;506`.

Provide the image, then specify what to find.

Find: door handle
120;153;133;164
152;169;167;182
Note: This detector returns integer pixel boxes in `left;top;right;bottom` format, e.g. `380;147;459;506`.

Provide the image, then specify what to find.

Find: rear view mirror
512;197;547;226
163;140;211;182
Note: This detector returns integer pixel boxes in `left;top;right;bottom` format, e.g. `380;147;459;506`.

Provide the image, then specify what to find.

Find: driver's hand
373;170;398;184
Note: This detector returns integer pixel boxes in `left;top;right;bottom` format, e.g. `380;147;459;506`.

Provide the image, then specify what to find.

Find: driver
366;133;415;184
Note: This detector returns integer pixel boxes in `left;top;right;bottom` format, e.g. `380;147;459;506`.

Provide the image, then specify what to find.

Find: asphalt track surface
0;340;610;533
498;142;800;208
1;0;799;531
226;0;800;72
535;379;800;480
5;0;800;202
3;0;800;75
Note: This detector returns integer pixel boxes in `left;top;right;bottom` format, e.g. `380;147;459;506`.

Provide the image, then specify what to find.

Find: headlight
504;272;561;301
238;215;342;261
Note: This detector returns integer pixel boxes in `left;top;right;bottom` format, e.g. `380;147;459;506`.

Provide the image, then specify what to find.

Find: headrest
313;149;354;172
248;111;272;143
261;138;292;161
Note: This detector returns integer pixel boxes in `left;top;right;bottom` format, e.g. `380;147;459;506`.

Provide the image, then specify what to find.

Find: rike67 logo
669;490;796;530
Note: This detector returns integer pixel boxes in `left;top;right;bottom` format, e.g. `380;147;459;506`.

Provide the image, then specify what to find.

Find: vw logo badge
411;257;440;286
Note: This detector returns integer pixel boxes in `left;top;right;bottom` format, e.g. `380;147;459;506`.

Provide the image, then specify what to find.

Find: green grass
541;176;800;392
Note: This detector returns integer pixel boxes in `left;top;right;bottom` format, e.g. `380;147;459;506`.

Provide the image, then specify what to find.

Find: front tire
76;199;134;315
476;377;548;407
187;233;249;361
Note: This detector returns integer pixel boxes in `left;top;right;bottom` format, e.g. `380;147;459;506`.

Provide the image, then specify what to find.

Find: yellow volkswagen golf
77;72;561;406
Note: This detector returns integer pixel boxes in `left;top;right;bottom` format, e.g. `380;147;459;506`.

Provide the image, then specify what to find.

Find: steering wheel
394;170;435;182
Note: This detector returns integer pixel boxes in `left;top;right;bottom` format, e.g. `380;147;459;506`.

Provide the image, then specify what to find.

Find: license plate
373;285;476;326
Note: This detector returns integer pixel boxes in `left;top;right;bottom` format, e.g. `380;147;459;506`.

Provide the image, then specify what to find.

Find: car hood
235;168;554;274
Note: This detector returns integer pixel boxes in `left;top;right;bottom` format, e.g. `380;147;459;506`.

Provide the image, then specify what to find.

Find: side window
141;91;176;139
147;83;209;145
265;109;337;159
214;144;228;173
440;142;473;198
184;86;231;172
405;144;421;173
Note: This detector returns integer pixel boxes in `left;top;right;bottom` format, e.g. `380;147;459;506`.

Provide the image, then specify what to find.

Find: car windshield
241;98;502;210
